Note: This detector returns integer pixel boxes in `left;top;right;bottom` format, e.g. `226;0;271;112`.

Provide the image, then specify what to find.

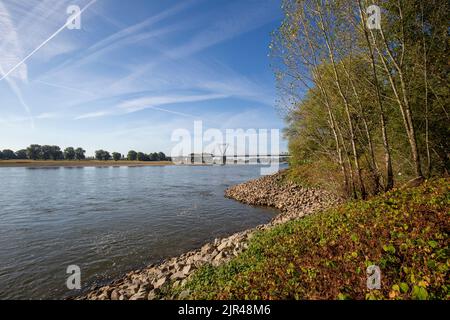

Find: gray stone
97;292;109;300
139;282;153;291
110;290;120;300
147;290;157;300
170;271;186;281
126;284;139;294
217;241;229;251
129;291;146;300
182;264;192;275
201;243;214;254
214;251;226;261
153;276;168;289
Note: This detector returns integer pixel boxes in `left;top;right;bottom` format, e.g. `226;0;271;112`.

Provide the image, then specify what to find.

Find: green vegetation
0;144;170;162
178;178;449;300
0;160;172;168
95;149;112;161
64;147;76;160
112;152;122;161
271;0;449;198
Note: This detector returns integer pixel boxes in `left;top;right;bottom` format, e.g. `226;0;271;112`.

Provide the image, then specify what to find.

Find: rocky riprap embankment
77;171;341;300
225;171;341;225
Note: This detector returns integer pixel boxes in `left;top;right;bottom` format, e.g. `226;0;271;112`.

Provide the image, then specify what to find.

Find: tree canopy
271;0;449;197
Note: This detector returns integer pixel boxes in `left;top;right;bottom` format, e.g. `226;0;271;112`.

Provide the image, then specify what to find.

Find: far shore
0;160;174;168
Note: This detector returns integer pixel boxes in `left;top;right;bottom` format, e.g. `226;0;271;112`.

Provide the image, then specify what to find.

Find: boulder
153;276;168;289
170;271;186;281
110;290;120;300
182;264;192;275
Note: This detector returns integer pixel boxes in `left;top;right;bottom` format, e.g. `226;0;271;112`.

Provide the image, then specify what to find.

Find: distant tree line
0;145;170;162
0;145;86;160
125;150;168;162
94;150;169;161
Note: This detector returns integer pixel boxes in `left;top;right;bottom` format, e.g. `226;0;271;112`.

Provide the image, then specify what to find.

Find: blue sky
0;0;286;156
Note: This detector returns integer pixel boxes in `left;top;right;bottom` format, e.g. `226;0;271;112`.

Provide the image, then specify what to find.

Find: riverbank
77;170;340;300
181;178;450;300
0;160;173;167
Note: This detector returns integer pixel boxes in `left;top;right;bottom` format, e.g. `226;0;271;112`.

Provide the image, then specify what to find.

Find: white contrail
35;79;96;96
0;0;97;82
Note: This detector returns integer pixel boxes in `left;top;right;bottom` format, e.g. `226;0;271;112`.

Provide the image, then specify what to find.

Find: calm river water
0;165;279;299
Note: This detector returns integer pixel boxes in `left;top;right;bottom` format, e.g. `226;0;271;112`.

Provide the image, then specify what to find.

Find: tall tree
95;150;111;161
112;152;121;161
15;149;28;159
271;0;449;197
75;148;86;160
64;147;76;160
27;144;42;160
158;152;167;161
127;150;137;161
2;149;16;160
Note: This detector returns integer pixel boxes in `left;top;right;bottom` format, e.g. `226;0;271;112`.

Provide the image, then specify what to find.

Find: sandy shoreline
76;170;341;300
0;160;173;168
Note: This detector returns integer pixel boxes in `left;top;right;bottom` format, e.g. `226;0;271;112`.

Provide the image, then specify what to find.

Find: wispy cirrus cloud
0;1;33;126
39;0;276;107
39;0;200;78
117;93;228;112
0;0;97;81
0;0;284;154
74;92;227;120
74;110;112;120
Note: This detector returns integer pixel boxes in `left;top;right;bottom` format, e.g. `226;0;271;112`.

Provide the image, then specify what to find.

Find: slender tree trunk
341;60;381;193
298;9;351;196
336;121;357;199
376;2;423;179
315;72;350;196
421;3;431;177
317;3;366;199
358;0;393;190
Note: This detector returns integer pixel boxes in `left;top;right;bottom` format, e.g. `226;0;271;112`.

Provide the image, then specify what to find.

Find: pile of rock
77;230;255;300
77;170;340;300
225;170;341;225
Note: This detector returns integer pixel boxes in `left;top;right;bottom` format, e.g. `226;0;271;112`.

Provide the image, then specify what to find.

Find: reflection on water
0;165;279;299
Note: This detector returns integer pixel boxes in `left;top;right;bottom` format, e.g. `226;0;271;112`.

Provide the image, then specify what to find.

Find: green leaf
428;240;438;248
399;283;409;294
383;244;396;254
412;286;429;300
337;293;350;300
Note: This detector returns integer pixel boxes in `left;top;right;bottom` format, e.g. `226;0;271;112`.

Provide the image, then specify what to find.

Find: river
0;165;279;299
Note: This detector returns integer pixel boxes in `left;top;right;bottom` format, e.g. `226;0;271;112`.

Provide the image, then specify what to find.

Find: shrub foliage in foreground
183;179;449;300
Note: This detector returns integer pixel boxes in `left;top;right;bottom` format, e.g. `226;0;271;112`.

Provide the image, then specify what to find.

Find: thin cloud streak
39;0;200;78
74;93;228;120
0;0;98;81
117;93;228;112
74;110;111;120
34;79;96;96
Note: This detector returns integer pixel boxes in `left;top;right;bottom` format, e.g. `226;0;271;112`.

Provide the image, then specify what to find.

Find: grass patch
180;178;449;300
